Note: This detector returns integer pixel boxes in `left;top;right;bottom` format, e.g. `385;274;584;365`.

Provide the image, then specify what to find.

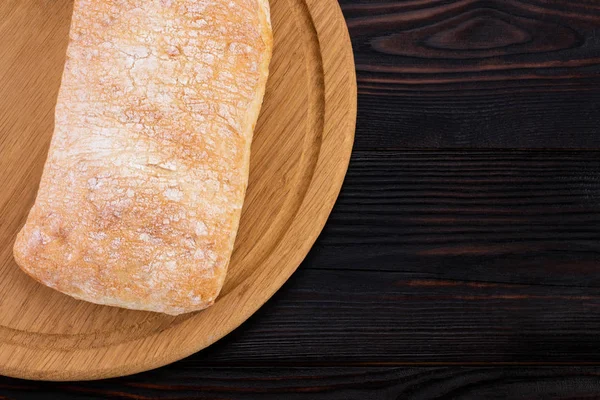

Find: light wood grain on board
0;0;356;380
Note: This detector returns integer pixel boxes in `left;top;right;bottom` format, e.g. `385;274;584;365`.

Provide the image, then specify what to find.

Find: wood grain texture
181;267;600;364
2;367;600;399
340;0;600;149
311;150;600;287
0;0;355;380
2;0;600;396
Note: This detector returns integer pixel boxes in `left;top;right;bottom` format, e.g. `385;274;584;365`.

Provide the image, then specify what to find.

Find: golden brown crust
13;0;272;315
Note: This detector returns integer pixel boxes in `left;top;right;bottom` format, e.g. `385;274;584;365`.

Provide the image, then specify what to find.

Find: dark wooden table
4;0;600;398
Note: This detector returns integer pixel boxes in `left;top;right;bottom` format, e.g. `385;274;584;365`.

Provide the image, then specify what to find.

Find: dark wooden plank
2;367;600;399
307;150;600;287
339;0;600;148
354;92;600;149
190;267;600;364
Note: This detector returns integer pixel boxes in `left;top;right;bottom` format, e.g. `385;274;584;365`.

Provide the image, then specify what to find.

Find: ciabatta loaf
14;0;272;315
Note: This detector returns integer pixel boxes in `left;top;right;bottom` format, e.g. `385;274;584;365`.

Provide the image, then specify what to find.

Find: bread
13;0;272;315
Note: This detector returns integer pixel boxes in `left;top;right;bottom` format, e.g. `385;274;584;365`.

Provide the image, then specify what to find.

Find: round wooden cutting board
0;0;355;381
